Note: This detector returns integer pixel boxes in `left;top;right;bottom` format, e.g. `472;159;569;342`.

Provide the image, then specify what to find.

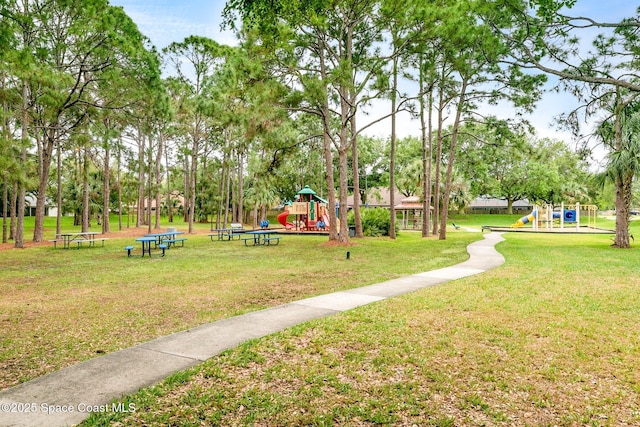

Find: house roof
347;187;406;207
394;195;433;210
469;197;532;208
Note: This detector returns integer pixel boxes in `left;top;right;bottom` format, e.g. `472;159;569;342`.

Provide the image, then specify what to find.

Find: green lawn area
4;214;640;425
0;216;477;390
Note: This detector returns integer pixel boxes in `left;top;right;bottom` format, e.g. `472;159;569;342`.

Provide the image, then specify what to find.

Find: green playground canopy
297;185;328;203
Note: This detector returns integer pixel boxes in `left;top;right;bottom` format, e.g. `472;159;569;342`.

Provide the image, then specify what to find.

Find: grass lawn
80;215;640;426
0;216;477;390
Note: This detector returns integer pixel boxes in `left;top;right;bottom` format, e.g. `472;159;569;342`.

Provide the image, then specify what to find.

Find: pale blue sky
109;0;235;49
109;0;638;151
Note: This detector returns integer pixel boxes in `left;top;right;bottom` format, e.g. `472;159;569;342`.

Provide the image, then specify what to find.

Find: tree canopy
1;0;637;247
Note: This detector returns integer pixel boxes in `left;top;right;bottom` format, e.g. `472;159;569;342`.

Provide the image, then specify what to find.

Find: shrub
348;208;396;236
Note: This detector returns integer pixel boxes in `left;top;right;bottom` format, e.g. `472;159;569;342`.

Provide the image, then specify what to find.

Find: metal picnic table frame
144;231;185;248
54;232;101;249
241;230;281;246
135;236;157;257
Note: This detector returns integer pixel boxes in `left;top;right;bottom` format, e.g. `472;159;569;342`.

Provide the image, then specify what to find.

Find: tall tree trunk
439;78;468;240
10;182;17;240
2;181;7;243
2;72;8;243
337;144;349;243
16;81;28;248
102;132;111;234
188;129;200;232
432;81;445;236
33;127;54;242
56;138;62;236
183;156;189;223
347;21;362;238
224;150;232;227
237;150;244;225
351;114;363;238
217;144;228;229
389;54;398;240
613;106;632;248
422;79;434;237
165;143;173;224
231;162;237;222
200;144;208;224
16;170;25;248
82;145;90;232
147;133;153;234
117;138;123;230
315;37;339;241
613;174;632;248
322;118;338;241
137;133;145;227
154;133;163;229
337;79;350;242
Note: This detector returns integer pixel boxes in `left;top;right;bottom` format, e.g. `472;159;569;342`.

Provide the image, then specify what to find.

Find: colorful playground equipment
513;210;537;227
277;185;330;231
511;202;598;230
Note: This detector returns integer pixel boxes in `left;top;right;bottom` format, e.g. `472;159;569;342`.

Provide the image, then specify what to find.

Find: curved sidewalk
0;232;505;427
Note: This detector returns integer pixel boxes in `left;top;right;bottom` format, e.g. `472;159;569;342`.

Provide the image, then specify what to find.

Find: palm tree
449;170;473;215
244;177;279;229
594;97;640;248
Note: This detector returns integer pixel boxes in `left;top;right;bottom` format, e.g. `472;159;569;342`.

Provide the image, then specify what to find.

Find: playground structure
277;186;331;232
505;202;606;233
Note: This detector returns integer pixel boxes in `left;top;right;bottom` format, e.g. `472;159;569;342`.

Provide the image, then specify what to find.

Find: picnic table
241;230;281;246
208;228;240;241
144;231;186;248
51;232;108;249
135;236;157;257
209;223;245;241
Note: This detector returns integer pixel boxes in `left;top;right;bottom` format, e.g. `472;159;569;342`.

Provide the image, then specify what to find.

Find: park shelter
394;195;433;230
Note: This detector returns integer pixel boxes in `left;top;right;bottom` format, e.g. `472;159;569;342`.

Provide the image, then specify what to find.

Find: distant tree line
2;0;640;247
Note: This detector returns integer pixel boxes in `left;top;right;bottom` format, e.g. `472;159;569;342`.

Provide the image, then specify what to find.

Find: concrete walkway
0;232;505;427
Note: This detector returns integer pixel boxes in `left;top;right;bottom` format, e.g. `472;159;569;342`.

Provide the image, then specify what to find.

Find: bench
49;238;107;248
158;244;167;256
76;238;108;248
452;222;461;230
208;230;227;241
263;237;281;246
49;239;64;249
228;223;245;239
481;225;492;232
209;233;234;241
241;237;256;246
164;237;187;248
125;245;134;257
208;231;240;241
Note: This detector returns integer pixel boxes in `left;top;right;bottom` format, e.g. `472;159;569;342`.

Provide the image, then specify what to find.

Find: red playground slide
277;211;294;229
